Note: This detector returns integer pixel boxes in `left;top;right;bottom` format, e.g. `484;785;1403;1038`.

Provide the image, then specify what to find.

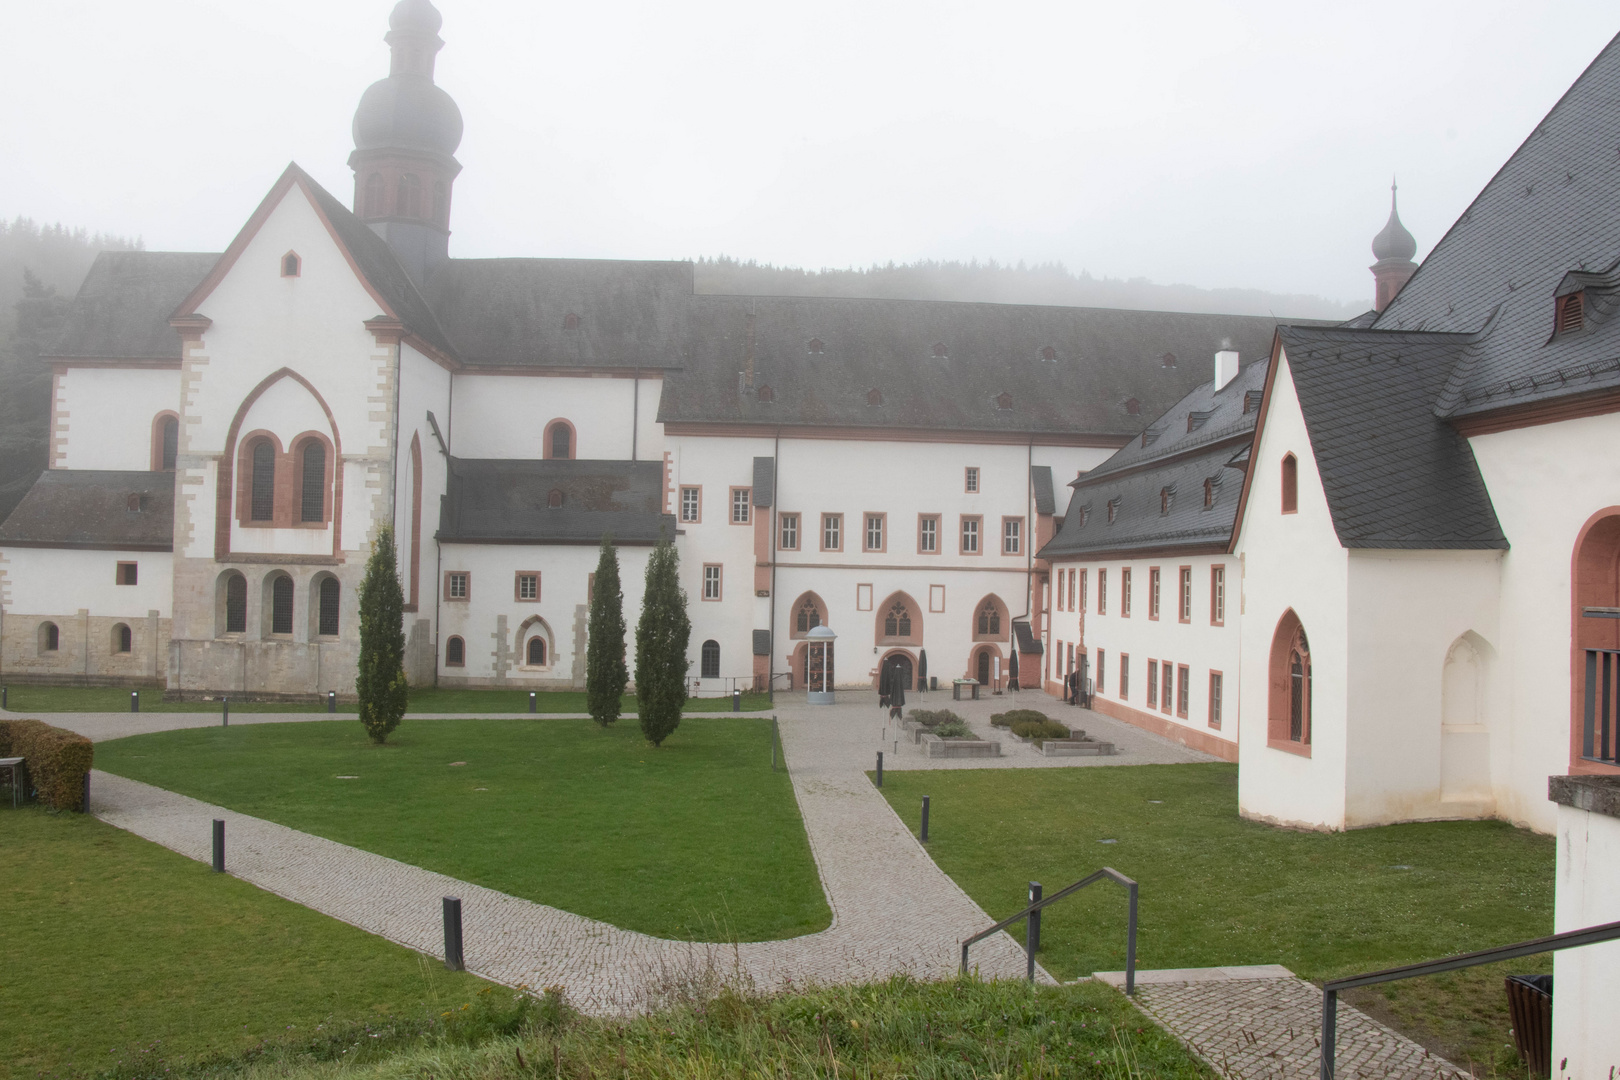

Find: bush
636;536;690;747
931;718;976;738
586;536;628;727
0;718;93;810
905;708;966;728
1010;718;1071;740
989;709;1050;728
356;525;407;744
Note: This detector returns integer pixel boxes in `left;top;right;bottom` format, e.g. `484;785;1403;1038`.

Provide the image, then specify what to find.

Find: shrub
931;718;975;738
636;536;690;747
905;708;966;728
990;709;1051;728
356;525;407;744
586;535;628;727
1010;718;1071;740
0;718;93;810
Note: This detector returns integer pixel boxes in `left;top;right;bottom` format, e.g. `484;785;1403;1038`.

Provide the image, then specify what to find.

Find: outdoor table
952;679;981;701
0;757;23;808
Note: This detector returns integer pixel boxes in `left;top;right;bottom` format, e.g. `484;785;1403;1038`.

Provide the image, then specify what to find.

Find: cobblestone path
1095;968;1471;1080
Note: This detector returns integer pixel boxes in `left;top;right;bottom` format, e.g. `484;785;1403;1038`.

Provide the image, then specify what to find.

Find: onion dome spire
1369;178;1419;312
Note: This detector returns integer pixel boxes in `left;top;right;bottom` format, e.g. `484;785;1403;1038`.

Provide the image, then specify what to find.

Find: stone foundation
1;610;170;684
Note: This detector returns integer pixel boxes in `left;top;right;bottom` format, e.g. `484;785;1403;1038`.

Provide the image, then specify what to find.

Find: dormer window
1160;487;1174;515
1203;477;1216;509
1040;346;1057;361
867;388;884;406
1187;410;1213;432
1124;398;1141;415
547;489;564;509
1077;505;1090;527
996;392;1013;410
1141;428;1162;448
931;342;949;359
1244;390;1264;414
757;384;774;402
1161;352;1177;368
1106;497;1120;524
563;312;580;331
807;337;824;354
1557;291;1585;335
281;252;301;278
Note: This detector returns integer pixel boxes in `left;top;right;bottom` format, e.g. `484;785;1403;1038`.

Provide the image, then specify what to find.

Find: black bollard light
1026;881;1042;983
732;688;741;713
2;685;8;710
327;690;336;713
212;819;226;873
130;690;139;713
528;691;536;714
222;697;229;727
442;896;465;971
876;751;883;788
920;795;930;842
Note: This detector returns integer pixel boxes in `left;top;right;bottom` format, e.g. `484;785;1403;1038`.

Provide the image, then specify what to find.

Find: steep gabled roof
1081;357;1270;482
661;294;1285;437
0;470;174;550
1374;32;1620;418
1030;465;1055;515
46;252;218;360
436;457;674;545
425;258;690;370
1276;325;1507;549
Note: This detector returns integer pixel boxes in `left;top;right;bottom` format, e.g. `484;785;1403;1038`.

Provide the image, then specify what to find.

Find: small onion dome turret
1372;182;1418;263
352;76;463;158
390;0;443;35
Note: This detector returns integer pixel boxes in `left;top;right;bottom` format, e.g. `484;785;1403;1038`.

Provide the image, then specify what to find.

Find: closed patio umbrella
890;659;906;711
917;650;929;693
1009;648;1020;690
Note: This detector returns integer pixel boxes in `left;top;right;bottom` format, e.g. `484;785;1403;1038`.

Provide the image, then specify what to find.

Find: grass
96;717;829;942
0;684;773;714
71;977;1212;1080
878;763;1553;1076
0;807;492;1080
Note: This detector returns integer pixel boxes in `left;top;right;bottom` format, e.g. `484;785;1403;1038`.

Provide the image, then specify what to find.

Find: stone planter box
1037;738;1115;756
1005;728;1078;744
901;719;931;743
920;732;1002;758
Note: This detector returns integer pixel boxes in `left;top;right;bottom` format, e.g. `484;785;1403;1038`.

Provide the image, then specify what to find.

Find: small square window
680;486;701;523
445;571;469;601
702;564;722;601
516;572;539;602
116;562;138;586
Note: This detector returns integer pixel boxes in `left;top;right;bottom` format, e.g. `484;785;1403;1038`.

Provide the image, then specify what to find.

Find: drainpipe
632;372;640;461
768;429;780;703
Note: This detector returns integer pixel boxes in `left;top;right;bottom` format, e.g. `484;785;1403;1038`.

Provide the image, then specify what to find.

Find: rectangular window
1121;567;1133;617
1177;664;1190;717
116;561;138;586
730;487;751;524
964;466;980;493
821;513;842;551
929;584;945;612
779;512;799;551
1180;567;1193;623
1147;660;1159;707
856;583;873;611
1209;671;1224;728
1056;569;1066;610
918;514;939;554
1096;649;1106;694
1098;569;1107;615
1120;653;1130;700
680;486;701;523
1211;565;1226;625
1149;567;1161;619
1077;569;1085;612
1162;662;1174;715
515;572;540;602
702;564;722;601
864;513;886;552
1002;517;1022;555
445;571;469;601
960;516;981;554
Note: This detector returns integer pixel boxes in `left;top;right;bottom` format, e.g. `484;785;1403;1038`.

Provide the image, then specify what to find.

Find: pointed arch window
976;600;1001;637
883;600;912;639
250;439;276;521
1281;453;1299;514
1289;629;1311;741
300;440;326;522
281;252;301;278
1268;611;1312;752
796;597;822;634
548;489;564;509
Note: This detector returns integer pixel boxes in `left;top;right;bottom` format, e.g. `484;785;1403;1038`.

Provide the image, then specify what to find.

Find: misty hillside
693;256;1365;321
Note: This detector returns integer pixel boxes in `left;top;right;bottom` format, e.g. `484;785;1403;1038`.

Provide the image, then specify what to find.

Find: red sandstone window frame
444;571;470;602
1148;567;1160;620
960;516;982;556
1177;664;1190;718
821;513;843;553
1119;653;1129;700
234;430;335;530
730;487;751;525
444;636;466;667
1001;516;1023;556
1121;567;1133;618
543;418;576;461
515;571;540;603
1162;660;1174;716
863;512;888;553
1146;659;1158;707
1096;649;1106;695
280;250;301;278
1056;569;1066;611
1208;670;1224;729
1098;569;1107;615
1267;609;1312;755
917;514;941;555
1210;565;1226;626
778;512;800;551
1179;566;1193;623
1076;569;1085;611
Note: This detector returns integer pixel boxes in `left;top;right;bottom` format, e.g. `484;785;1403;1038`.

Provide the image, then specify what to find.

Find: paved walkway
1095;967;1470;1080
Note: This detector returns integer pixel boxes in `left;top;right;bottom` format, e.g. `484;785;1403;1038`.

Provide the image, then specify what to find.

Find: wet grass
0;684;772;714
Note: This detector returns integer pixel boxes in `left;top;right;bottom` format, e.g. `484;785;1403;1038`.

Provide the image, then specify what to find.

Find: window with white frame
680;486;700;523
961;517;980;554
865;514;884;551
1211;565;1226;625
779;512;799;550
516;572;539;601
702;564;722;600
446;571;469;600
919;515;938;553
731;487;751;524
965;466;980;493
1180;567;1192;622
822;513;842;551
1002;518;1021;555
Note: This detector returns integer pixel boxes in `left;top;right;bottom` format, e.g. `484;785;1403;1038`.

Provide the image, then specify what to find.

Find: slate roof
752;457;775;507
0;470;174;549
1374;32;1620;418
1276;324;1507;549
47;252;218;359
1030;466;1055;515
660;295;1287;436
425;258;691;370
1081;357;1270;482
436;458;674;545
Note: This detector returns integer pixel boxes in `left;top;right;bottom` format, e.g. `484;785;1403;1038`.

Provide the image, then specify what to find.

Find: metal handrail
960;866;1138;993
1320;918;1620;1080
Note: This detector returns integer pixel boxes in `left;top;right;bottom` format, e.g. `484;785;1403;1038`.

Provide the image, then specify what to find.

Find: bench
1037;738;1116;757
920;733;1002;758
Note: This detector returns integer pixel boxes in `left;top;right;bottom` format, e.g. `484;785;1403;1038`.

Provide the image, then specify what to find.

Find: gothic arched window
796;598;821;634
527;636;547;666
883;601;912;639
1268;610;1312;750
300;440;326;522
250;439;275;521
977;600;1001;637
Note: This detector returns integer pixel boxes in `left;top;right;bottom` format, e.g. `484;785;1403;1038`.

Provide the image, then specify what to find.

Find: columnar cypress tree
635;536;690;747
586;535;628;726
356;525;408;744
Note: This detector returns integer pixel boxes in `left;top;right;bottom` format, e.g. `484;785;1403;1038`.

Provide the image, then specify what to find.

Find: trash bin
1504;974;1553;1077
930;676;938;691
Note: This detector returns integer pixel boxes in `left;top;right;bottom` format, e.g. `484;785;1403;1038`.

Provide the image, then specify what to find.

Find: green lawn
0;683;772;713
878;763;1552;1075
97;717;829;942
1;807;491;1080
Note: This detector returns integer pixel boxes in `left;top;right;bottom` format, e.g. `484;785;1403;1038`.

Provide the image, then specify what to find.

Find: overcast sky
3;2;1614;306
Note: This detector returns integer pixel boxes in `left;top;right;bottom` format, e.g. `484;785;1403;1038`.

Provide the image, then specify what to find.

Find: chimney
1214;349;1240;392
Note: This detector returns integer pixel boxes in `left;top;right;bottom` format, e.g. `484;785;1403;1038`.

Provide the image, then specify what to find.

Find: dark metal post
131;691;139;713
1125;880;1138;995
528;691;536;714
443;896;465;971
3;685;8;710
960;941;970;974
1027;881;1042;983
876;751;883;787
212;819;225;873
920;796;930;842
222;697;229;726
1320;988;1337;1080
81;771;90;813
327;690;336;713
732;687;741;712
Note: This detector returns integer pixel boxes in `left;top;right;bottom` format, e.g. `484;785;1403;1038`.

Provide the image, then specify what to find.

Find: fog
2;0;1613;306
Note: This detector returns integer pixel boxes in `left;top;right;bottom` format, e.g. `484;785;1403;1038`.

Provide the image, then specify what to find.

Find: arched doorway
878;650;914;692
1267;610;1311;751
971;645;1002;686
976;649;990;684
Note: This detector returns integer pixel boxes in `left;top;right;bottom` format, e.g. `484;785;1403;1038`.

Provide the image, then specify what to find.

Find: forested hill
692;256;1364;321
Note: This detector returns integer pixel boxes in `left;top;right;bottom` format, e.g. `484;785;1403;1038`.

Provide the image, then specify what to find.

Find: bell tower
1370;180;1419;312
349;0;464;285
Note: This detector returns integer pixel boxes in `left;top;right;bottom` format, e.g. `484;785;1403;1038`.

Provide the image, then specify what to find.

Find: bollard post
212;819;226;873
81;771;91;814
131;690;139;713
920;795;930;842
327;690;336;713
2;685;8;710
222;697;229;727
1320;988;1337;1080
528;691;537;714
732;687;741;713
876;751;883;788
1026;881;1042;983
443;896;465;971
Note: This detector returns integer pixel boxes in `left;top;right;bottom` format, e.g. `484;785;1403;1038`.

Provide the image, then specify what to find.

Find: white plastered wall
0;548;172;616
1552;802;1620;1078
1234;351;1351;829
53;367;181;471
450;373;665;462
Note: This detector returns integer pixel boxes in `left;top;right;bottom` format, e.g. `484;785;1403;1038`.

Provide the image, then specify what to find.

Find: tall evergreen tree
586;535;628;726
356;526;408;744
635;536;690;747
0;270;69;519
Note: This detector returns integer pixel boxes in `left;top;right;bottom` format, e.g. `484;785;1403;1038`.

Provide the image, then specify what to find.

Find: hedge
989;709;1052;728
0;719;94;811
